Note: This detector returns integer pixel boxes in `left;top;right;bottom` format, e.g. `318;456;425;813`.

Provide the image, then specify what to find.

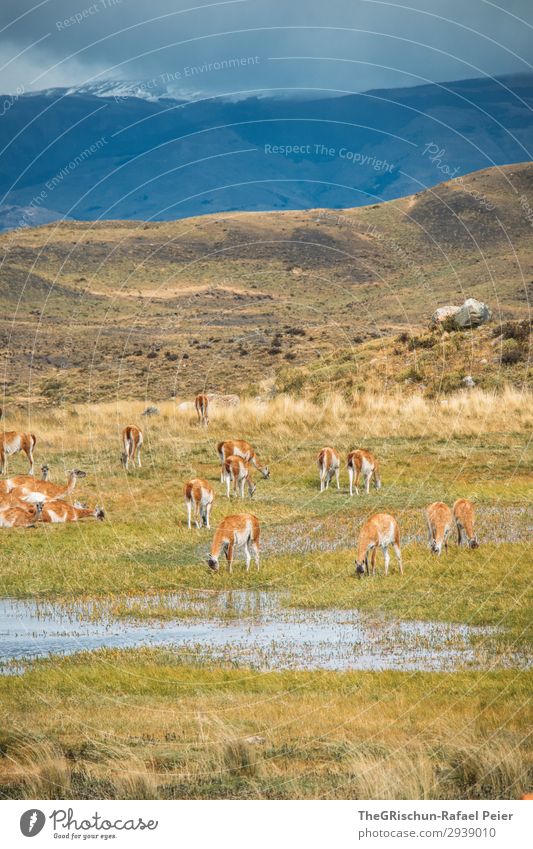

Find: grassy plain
0;389;531;799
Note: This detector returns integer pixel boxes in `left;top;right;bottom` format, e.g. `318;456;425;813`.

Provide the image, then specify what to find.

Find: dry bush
345;746;438;800
8;740;73;799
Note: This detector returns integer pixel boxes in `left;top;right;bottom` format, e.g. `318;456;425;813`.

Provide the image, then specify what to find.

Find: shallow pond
0;591;525;674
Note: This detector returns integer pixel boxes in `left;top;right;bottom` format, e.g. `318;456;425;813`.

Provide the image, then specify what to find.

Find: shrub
408;334;437;350
495;320;530;343
500;339;523;365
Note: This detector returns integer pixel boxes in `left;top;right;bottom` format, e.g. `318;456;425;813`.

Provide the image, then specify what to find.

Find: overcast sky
1;0;532;97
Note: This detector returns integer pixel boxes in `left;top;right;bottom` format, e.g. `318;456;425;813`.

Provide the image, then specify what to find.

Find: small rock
142;406;160;416
463;375;475;388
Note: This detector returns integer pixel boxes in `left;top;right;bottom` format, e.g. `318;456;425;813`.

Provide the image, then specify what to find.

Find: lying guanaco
425;501;453;555
0;464;49;496
121;425;143;469
0;501;42;528
184;478;214;529
355;512;403;576
224;455;256;498
195;393;209;427
217;440;269;482
10;469;86;504
347;449;381;496
318;447;340;492
453;498;479;548
39;501;105;523
0;430;37;475
207;514;260;573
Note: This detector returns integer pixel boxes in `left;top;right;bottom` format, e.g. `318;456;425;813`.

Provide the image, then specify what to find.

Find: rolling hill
0;161;531;405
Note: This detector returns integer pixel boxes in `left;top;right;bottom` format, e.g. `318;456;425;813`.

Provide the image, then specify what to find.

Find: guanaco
184;478;214;529
318;447;340;492
121;425;143;469
0;501;42;529
207;514;260;573
10;469;86;504
453;498;479;548
0;431;37;475
355;513;403;576
425;501;453;555
224;455;256;498
347;449;381;496
39;501;105;523
217;440;269;482
0;464;49;496
195;393;209;427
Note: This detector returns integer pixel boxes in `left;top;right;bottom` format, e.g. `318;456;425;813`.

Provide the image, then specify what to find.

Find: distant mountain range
0;73;532;230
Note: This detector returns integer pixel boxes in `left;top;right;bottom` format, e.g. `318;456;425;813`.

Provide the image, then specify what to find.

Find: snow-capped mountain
1;73;532;230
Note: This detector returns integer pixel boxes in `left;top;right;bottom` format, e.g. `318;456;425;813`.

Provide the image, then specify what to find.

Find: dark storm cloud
1;0;532;96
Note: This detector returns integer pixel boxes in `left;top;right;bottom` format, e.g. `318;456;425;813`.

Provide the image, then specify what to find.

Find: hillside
0;162;531;405
1;74;533;228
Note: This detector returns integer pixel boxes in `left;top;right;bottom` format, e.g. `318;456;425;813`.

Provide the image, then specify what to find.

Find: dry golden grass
1;656;531;800
6;385;530;448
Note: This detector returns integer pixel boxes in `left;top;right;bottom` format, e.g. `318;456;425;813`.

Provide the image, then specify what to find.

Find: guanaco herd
0;395;479;577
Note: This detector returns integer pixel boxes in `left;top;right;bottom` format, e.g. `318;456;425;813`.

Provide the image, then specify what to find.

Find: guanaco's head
207;555;219;572
95;507;105;521
41;464;49;480
430;540;442;555
469;537;479;549
71;469;87;479
261;466;270;480
355;560;366;577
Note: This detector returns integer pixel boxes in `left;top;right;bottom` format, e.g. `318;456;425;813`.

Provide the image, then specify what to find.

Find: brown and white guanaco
39;501;105;523
184;478;214;529
347;449;381;496
355;513;403;576
425;501;453;555
0;464;49;496
207;514;260;573
0;431;37;475
195;393;209;427
453;498;478;548
121;425;143;469
318;447;340;492
217;440;269;483
9;469;86;504
223;455;256;498
0;501;42;528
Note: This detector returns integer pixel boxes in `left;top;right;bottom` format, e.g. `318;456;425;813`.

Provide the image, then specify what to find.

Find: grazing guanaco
121;425;143;469
0;464;49;495
184;478;214;529
217;440;269;482
453;498;479;548
39;501;105;523
195;393;209;427
9;469;86;504
0;431;37;475
224;455;256;498
0;501;42;528
318;447;340;492
347;449;381;496
425;501;453;555
207;514;260;573
355;513;403;577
